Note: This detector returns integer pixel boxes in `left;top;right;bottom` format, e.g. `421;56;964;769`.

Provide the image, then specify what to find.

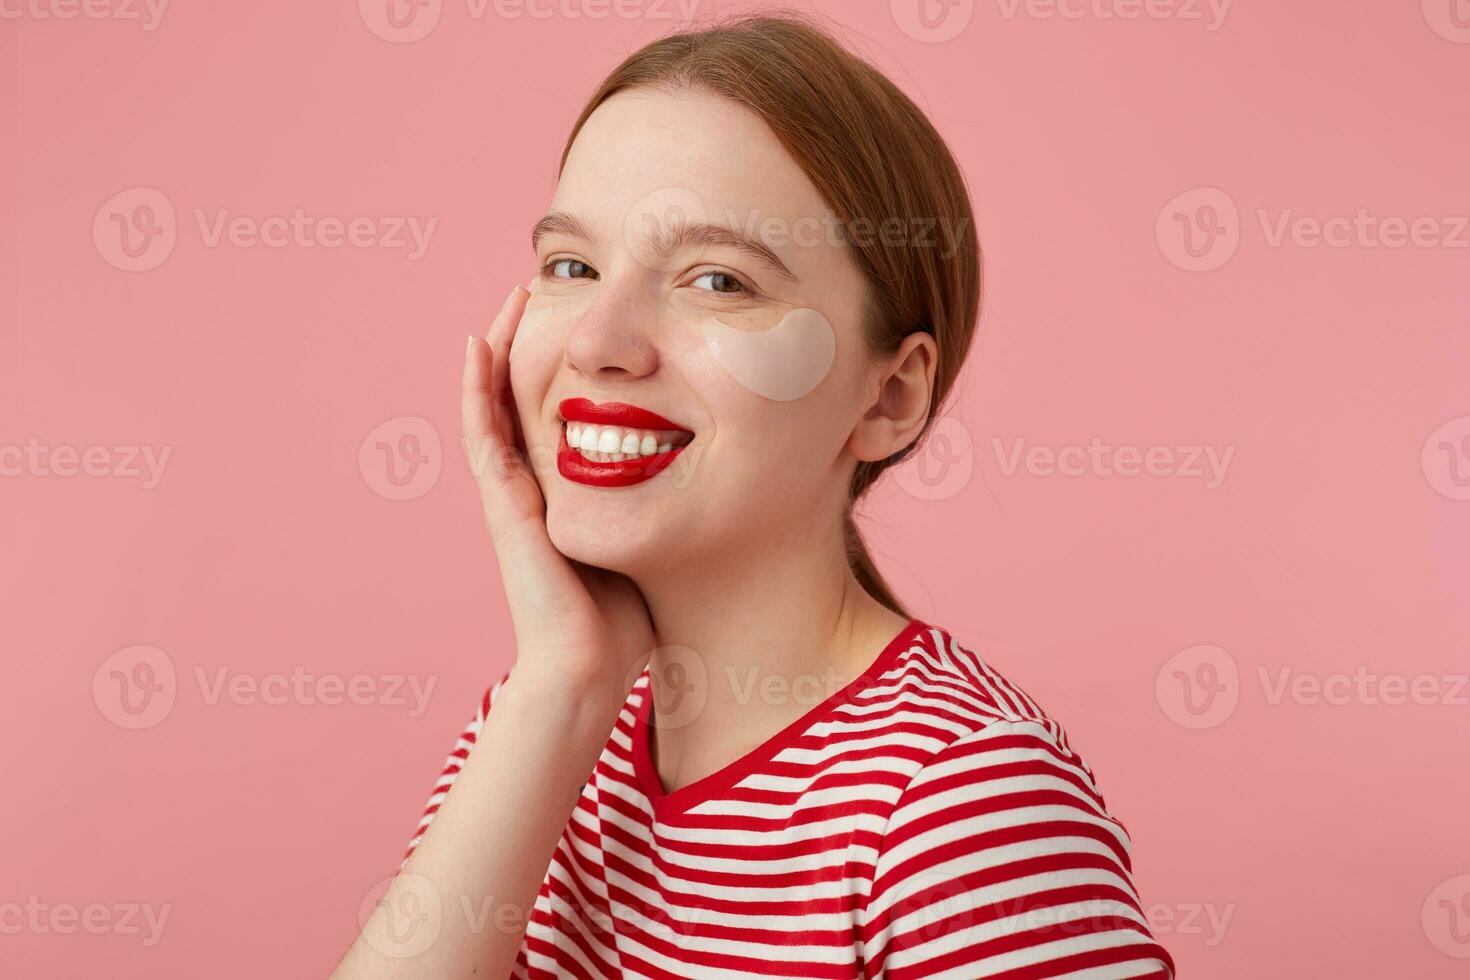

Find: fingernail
466;334;475;356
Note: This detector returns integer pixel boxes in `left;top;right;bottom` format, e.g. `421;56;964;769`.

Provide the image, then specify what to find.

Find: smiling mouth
556;398;694;487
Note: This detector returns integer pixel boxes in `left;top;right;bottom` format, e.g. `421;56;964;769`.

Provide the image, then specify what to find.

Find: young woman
336;15;1173;980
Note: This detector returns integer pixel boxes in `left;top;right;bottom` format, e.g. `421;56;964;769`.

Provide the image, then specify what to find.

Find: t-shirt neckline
631;617;929;820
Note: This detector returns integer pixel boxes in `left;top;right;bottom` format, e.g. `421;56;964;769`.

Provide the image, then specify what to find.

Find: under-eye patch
699;308;836;401
510;305;554;357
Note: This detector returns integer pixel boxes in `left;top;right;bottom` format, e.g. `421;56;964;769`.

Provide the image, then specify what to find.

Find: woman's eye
548;258;597;280
691;271;745;294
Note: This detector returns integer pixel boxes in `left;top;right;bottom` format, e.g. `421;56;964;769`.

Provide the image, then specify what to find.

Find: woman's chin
545;499;671;575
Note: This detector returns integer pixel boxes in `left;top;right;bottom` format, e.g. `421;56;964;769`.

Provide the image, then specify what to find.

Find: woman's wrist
499;656;633;730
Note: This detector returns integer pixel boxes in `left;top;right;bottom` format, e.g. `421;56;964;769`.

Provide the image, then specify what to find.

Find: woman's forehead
553;89;833;248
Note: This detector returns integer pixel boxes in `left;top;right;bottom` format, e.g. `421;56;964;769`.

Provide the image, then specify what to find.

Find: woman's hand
461;284;655;692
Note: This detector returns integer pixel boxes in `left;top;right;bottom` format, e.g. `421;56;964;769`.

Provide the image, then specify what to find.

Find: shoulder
875;621;1094;768
857;624;1172;977
873;622;1116;832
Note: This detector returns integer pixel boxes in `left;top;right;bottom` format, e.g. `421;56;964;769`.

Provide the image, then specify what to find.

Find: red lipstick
557;398;693;489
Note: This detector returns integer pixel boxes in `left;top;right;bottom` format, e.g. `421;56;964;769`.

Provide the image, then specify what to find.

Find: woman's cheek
508;296;582;450
509;290;590;368
697;307;837;401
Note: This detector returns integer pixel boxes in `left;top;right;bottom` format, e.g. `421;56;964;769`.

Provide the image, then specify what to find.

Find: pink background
4;1;1468;976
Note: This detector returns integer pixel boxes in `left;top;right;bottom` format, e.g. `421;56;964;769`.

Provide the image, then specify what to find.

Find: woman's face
510;88;879;576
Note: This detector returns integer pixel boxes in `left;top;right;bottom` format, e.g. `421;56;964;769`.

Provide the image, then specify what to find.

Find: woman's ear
849;331;939;463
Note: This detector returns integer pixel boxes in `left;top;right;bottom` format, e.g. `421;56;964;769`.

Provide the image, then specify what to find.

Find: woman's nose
563;289;660;382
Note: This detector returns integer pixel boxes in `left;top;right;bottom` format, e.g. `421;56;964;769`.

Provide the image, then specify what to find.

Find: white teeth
562;420;691;461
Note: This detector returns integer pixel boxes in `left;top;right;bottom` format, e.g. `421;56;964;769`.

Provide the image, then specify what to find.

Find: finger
486;285;530;447
460;335;502;484
485;281;531;355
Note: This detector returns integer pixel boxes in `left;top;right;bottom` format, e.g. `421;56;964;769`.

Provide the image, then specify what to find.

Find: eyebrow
531;210;797;281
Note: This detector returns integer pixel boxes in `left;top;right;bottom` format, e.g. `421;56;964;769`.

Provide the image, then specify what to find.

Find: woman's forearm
333;665;628;979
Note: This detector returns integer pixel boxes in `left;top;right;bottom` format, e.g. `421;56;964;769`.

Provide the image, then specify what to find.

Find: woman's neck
632;531;910;796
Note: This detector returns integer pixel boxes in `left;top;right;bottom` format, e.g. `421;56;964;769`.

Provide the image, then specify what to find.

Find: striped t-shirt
405;619;1175;979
